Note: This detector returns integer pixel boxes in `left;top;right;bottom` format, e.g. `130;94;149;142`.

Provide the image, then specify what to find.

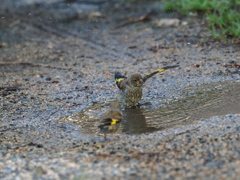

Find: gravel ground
1;0;240;179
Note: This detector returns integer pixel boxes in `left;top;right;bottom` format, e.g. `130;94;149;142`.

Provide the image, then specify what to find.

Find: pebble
155;18;181;27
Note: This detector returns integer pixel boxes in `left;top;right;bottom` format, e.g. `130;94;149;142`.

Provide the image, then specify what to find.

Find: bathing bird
114;65;178;107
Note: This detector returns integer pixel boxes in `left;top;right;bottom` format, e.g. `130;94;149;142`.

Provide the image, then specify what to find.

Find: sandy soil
1;0;240;179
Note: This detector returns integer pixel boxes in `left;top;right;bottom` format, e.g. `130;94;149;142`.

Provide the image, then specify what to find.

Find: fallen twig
0;86;22;91
112;10;153;30
49;110;59;116
174;126;201;136
94;151;161;159
0;127;13;132
224;62;240;68
0;62;73;70
168;126;201;141
68;103;82;107
148;44;168;52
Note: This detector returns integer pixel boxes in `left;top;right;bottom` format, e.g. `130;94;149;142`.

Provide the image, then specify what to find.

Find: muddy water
59;81;240;136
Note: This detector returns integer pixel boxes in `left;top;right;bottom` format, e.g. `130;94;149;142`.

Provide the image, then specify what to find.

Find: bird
98;101;122;140
114;65;179;107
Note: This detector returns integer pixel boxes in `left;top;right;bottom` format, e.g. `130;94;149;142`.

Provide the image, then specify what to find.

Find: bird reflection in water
122;107;163;134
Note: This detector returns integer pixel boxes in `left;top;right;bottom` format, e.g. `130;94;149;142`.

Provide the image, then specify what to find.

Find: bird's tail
114;72;126;89
143;65;179;82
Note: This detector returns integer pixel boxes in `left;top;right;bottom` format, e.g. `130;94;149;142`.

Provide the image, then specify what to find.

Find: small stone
155;18;180;27
46;77;52;81
89;11;102;18
110;151;115;155
0;42;7;48
198;138;206;143
228;60;235;64
165;143;173;150
124;156;131;161
181;21;188;26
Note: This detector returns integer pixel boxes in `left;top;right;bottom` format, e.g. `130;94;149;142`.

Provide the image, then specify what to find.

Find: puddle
59;81;240;136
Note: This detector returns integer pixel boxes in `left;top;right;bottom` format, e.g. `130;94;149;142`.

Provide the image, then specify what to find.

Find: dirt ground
1;0;240;179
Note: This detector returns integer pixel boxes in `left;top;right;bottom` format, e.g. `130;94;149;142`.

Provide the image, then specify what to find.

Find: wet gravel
1;115;240;179
1;0;240;179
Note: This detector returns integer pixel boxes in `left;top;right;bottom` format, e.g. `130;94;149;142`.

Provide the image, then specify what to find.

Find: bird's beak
139;79;144;84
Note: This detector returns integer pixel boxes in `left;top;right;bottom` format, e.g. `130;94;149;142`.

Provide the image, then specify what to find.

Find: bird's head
130;74;144;87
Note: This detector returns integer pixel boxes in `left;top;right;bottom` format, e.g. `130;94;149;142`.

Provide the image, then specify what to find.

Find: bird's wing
114;72;128;90
143;65;179;82
102;110;122;120
98;117;122;129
